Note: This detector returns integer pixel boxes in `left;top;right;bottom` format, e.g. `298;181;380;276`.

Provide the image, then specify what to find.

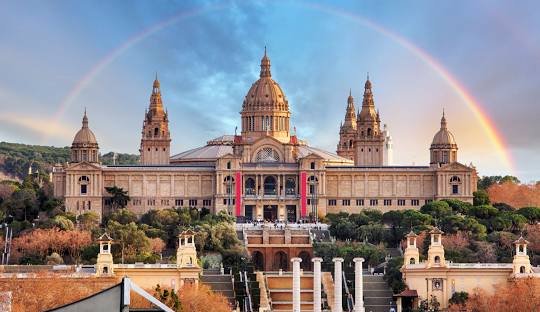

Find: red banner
301;171;307;217
235;171;242;217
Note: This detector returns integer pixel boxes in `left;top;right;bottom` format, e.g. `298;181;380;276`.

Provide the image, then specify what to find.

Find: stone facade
52;50;477;222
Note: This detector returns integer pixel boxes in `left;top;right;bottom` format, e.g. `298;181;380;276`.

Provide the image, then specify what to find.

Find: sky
0;0;539;182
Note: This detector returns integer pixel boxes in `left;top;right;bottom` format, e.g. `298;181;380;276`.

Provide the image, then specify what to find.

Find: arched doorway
298;251;311;271
252;251;264;271
273;251;288;271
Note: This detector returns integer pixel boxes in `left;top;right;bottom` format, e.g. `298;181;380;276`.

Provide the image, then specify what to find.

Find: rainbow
48;1;514;173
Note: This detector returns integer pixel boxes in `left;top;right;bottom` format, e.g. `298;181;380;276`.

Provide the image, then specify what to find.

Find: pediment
298;152;324;160
437;162;472;172
67;162;103;171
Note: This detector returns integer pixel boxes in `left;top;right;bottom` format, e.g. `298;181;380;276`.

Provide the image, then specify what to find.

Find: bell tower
512;236;532;274
177;230;199;268
337;89;357;161
96;233;114;277
426;227;446;268
140;75;171;165
403;231;420;265
355;76;385;166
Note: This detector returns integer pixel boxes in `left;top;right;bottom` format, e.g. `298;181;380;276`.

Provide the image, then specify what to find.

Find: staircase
363;271;395;312
201;269;236;307
265;272;314;312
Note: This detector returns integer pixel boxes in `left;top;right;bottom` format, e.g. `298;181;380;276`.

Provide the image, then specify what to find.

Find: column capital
312;257;323;263
291;257;302;263
332;257;344;263
353;257;365;263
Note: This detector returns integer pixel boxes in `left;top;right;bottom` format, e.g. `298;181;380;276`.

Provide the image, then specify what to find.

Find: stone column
353;257;365;312
333;257;344;312
312;257;323;312
291;257;302;312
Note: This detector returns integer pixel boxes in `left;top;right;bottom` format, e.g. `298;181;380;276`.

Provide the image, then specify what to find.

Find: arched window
410;258;415;264
308;176;318;194
349;139;353;148
434;256;440;264
255;147;280;162
224;176;235;195
450;176;461;195
79;176;90;195
226;161;231;169
103;266;108;274
285;178;296;195
264;176;277;195
310;162;315;170
245;178;255;195
367;128;372;136
520;266;526;274
154;128;159;136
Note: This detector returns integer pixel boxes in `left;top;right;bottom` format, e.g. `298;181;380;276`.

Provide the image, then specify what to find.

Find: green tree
420;201;452;224
517;207;540;224
449;291;468;307
104;186;130;210
78;212;100;231
107;220;150;263
473;189;490;206
108;208;137;225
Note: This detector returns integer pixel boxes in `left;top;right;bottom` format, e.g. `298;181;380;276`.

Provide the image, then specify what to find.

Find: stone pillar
291;257;302;312
353;257;365;312
312;257;323;312
333;257;344;312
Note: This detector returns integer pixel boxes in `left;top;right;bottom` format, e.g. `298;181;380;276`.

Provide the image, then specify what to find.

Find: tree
448;291;468;310
420;201;452;224
78;212;100;231
517;207;540;224
46;252;64;265
107;220;151;263
458;278;540;312
104;186;130;210
109;208;137;225
473;190;490;206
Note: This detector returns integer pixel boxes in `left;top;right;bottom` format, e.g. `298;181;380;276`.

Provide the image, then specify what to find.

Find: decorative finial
155;72;158;81
349;88;352;97
367;72;370;80
264;45;267;57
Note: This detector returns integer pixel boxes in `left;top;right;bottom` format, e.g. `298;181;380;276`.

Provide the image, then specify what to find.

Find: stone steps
201;271;236;307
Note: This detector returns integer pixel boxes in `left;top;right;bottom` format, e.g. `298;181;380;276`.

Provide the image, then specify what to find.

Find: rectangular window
203;199;212;206
80;184;87;195
328;199;337;206
147;199;155;206
398;199;406;206
452;185;459;194
189;199;197;207
175;199;183;207
307;199;318;205
425;199;433;204
369;199;378;206
411;199;420;206
384;199;392;206
342;199;350;206
356;199;364;206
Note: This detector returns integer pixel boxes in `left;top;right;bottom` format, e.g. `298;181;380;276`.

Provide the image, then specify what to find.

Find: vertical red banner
235;171;242;217
300;171;307;217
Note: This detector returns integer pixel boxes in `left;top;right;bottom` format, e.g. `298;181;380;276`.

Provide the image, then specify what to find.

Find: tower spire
82;108;88;128
440;109;447;129
260;47;271;78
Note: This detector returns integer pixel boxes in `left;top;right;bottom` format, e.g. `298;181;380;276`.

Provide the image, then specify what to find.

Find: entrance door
286;205;297;222
263;205;277;221
245;205;254;221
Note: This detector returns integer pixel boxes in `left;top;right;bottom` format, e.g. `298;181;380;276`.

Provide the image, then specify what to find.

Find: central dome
242;49;289;113
431;114;457;146
73;111;98;146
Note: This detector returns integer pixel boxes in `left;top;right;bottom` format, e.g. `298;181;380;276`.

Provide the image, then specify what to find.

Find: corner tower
240;48;291;144
355;76;385;166
430;111;458;166
71;110;99;163
140;76;171;165
337;90;357;161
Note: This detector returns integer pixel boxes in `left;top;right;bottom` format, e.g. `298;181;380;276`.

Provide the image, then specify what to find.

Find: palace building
52;50;477;221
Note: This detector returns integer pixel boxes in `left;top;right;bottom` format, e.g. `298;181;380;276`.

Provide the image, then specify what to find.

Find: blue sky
0;0;539;181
